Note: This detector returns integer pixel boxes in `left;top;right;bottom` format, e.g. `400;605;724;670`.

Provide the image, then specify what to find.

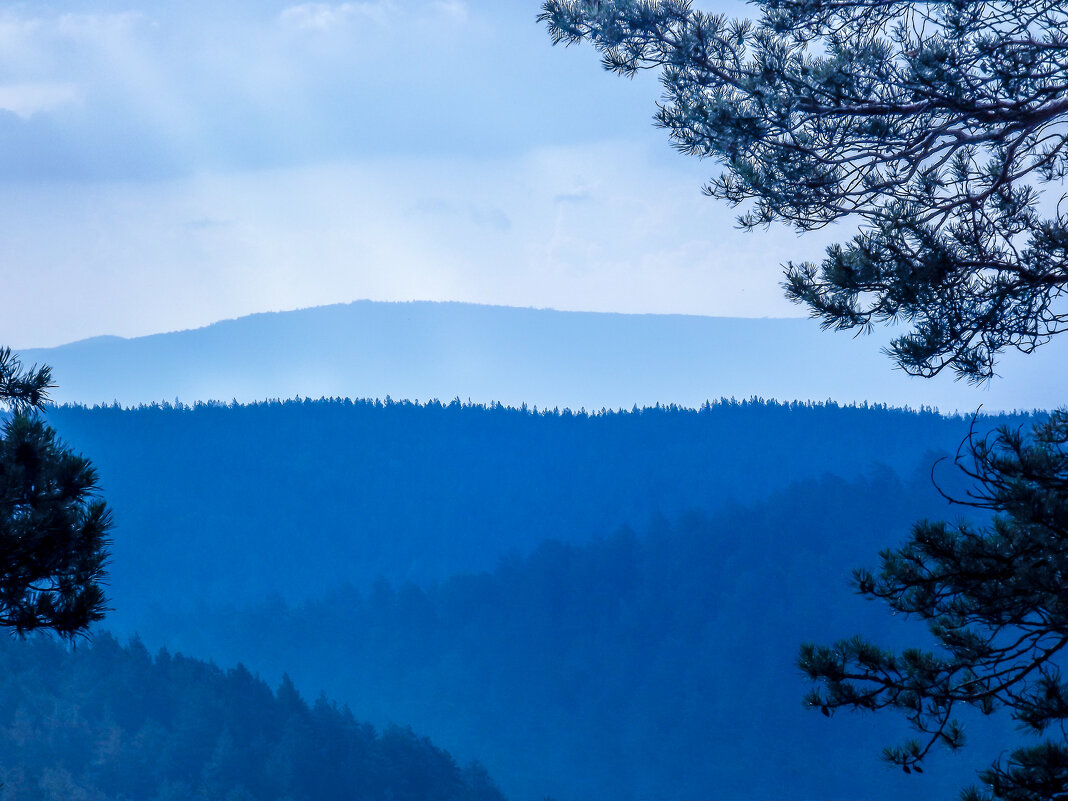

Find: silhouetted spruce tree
540;2;1068;798
0;347;110;635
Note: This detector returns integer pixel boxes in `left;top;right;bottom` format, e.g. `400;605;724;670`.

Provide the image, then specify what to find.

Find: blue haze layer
18;300;1068;413
39;398;1038;801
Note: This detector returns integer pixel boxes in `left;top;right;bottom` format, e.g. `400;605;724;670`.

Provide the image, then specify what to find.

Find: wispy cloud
184;217;233;230
553;187;593;205
0;83;80;118
429;0;469;22
278;2;395;31
409;197;510;231
0;10;144;43
0;0;673;181
51;11;148;41
278;0;470;32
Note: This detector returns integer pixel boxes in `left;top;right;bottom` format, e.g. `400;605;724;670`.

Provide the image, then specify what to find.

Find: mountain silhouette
17;300;1066;411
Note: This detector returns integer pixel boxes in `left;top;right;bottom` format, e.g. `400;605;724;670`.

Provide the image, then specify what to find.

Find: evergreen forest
0;633;502;801
15;397;1038;801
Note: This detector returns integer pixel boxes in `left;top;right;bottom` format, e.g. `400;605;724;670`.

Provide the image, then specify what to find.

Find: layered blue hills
11;301;1064;801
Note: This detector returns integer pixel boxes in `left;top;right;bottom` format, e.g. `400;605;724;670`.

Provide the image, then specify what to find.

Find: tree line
0;633;504;801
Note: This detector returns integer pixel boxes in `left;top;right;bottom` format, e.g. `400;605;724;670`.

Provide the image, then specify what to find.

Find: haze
1;0;826;350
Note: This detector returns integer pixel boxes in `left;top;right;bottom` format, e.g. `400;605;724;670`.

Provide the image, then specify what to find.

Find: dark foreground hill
43;397;1032;633
0;634;504;801
18;300;1068;412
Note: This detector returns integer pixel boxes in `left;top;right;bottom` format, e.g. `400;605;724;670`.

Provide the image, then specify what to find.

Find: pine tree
799;411;1068;799
539;0;1068;381
0;348;111;636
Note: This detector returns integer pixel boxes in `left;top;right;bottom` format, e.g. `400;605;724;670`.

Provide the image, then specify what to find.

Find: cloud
553;188;593;205
184;217;233;230
468;205;510;231
277;0;469;33
0;10;146;54
429;0;469;21
0;83;80;118
51;11;148;41
278;2;395;31
0;0;668;182
409;197;510;231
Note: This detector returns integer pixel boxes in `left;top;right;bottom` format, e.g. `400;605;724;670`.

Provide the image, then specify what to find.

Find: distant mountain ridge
18;300;1068;412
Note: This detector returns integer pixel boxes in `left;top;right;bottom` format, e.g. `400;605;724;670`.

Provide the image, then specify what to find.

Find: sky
0;0;846;349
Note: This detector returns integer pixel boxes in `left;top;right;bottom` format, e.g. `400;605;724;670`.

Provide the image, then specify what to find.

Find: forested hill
0;634;504;801
45;397;1031;634
130;469;1017;801
18;300;1068;412
32;397;1038;801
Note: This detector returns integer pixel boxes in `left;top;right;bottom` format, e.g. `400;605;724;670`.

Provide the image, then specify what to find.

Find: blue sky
0;0;850;348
